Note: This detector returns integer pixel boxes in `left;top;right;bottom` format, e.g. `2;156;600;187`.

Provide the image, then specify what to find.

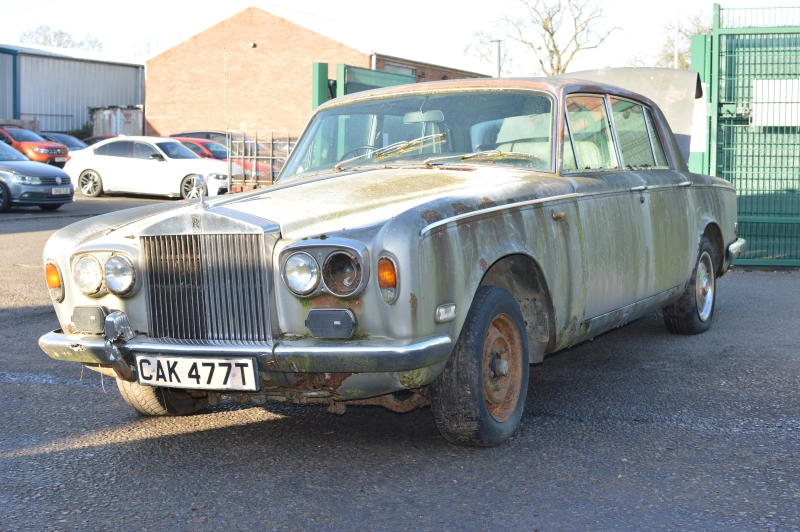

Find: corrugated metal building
0;43;144;132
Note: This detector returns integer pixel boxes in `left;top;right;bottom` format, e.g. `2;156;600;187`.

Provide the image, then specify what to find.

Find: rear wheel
78;170;103;197
116;379;208;416
38;204;63;211
663;236;716;335
0;182;10;213
181;174;205;199
430;286;530;447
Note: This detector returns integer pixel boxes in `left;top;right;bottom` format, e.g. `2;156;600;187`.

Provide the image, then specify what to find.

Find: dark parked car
0;141;73;212
82;135;116;146
41;132;89;152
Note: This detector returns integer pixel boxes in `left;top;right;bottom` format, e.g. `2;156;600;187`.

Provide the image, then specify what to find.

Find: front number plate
55;157;67;162
52;187;71;195
135;355;259;392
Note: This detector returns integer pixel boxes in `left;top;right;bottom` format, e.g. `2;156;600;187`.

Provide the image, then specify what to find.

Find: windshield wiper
373;132;447;161
460;150;540;162
333;132;448;172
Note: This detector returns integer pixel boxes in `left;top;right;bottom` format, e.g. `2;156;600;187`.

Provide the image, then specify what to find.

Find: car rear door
608;97;692;295
563;94;653;323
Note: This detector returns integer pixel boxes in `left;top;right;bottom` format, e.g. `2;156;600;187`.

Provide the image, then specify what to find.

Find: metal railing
225;131;299;192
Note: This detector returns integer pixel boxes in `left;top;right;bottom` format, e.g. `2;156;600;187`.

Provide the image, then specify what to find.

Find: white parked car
64;136;230;199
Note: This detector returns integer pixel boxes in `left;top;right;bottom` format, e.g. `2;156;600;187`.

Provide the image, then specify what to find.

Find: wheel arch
701;222;724;277
478;253;556;363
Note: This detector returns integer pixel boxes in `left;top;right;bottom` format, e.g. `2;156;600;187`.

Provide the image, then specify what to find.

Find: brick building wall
146;8;369;136
146;7;488;136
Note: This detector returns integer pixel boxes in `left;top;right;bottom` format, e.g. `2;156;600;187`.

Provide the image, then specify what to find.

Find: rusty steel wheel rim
482;313;523;423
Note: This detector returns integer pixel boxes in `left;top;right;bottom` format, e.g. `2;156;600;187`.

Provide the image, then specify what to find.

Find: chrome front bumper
39;328;453;375
727;238;746;261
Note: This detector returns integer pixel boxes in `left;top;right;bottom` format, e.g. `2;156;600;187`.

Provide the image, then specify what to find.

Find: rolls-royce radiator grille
141;234;270;343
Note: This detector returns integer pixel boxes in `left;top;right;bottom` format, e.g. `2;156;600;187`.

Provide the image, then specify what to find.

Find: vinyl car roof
317;76;658;112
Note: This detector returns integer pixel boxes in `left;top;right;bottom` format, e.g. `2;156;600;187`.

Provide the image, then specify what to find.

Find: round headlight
104;255;136;296
323;251;362;296
283;252;320;295
73;255;104;295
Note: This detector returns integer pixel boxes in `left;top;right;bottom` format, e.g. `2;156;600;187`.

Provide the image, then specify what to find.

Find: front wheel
116;379;208;416
663;236;717;334
78;170;103;197
0;182;10;213
430;286;530;447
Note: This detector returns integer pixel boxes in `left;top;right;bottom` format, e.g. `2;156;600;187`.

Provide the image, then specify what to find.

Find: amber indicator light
45;263;61;289
377;258;397;288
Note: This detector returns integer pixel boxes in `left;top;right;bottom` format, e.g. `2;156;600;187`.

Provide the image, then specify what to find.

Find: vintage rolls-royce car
39;69;745;447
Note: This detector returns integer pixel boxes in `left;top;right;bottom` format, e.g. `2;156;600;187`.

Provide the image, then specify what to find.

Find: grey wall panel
0;53;13;119
18;55;143;132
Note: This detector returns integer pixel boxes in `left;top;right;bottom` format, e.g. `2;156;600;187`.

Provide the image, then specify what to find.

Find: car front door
128;141;168;194
562;94;653;324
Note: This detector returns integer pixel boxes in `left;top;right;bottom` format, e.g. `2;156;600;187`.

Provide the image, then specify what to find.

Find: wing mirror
149;153;164;161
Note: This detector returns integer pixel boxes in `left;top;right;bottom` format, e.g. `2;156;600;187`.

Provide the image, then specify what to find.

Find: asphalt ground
0;194;798;531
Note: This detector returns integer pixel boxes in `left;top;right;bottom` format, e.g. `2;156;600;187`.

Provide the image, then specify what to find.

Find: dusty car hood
220;166;534;239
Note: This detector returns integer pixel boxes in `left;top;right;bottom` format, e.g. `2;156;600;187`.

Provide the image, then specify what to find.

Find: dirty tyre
0;182;10;213
116;379;208;416
430;285;529;447
38;204;63;211
663;236;716;335
78;170;103;197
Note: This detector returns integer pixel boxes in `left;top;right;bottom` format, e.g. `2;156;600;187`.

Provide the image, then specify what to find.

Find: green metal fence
692;4;800;266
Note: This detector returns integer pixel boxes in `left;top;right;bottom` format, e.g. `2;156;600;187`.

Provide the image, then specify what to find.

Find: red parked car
173;137;272;180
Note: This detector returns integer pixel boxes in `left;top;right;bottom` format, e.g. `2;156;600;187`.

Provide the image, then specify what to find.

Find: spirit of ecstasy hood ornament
193;174;209;209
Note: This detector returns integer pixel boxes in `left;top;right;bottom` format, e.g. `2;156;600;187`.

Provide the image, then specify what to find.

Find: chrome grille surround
141;233;271;344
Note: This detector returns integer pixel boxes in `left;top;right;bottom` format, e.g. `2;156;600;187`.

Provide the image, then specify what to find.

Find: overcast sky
2;0;799;74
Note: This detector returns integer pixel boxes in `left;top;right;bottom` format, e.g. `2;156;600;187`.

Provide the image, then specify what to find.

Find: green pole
311;63;328;110
709;3;721;178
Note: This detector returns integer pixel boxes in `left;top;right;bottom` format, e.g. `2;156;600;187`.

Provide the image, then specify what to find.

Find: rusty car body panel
39;70;742;412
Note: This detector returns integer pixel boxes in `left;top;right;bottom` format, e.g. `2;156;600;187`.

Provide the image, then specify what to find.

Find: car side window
183;142;204;156
104;141;132;158
565;95;619;170
610;98;656;168
133;142;158;159
0;131;12;144
644;108;669;167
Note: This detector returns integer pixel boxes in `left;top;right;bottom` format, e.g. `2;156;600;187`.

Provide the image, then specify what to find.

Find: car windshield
44;133;87;149
156;142;200;159
0;141;29;161
280;90;554;180
203;142;230;159
4;128;46;142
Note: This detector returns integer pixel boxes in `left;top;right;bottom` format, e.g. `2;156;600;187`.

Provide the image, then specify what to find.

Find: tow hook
104;311;137;382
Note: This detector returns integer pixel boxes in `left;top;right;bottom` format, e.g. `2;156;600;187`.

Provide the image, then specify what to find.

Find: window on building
383;62;416;77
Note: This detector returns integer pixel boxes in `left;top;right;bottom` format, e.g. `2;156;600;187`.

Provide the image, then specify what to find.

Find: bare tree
464;30;518;76
498;0;617;76
19;24;105;52
653;12;711;70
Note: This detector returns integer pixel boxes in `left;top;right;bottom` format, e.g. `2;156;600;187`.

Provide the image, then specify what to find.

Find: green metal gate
691;4;800;266
312;63;415;110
